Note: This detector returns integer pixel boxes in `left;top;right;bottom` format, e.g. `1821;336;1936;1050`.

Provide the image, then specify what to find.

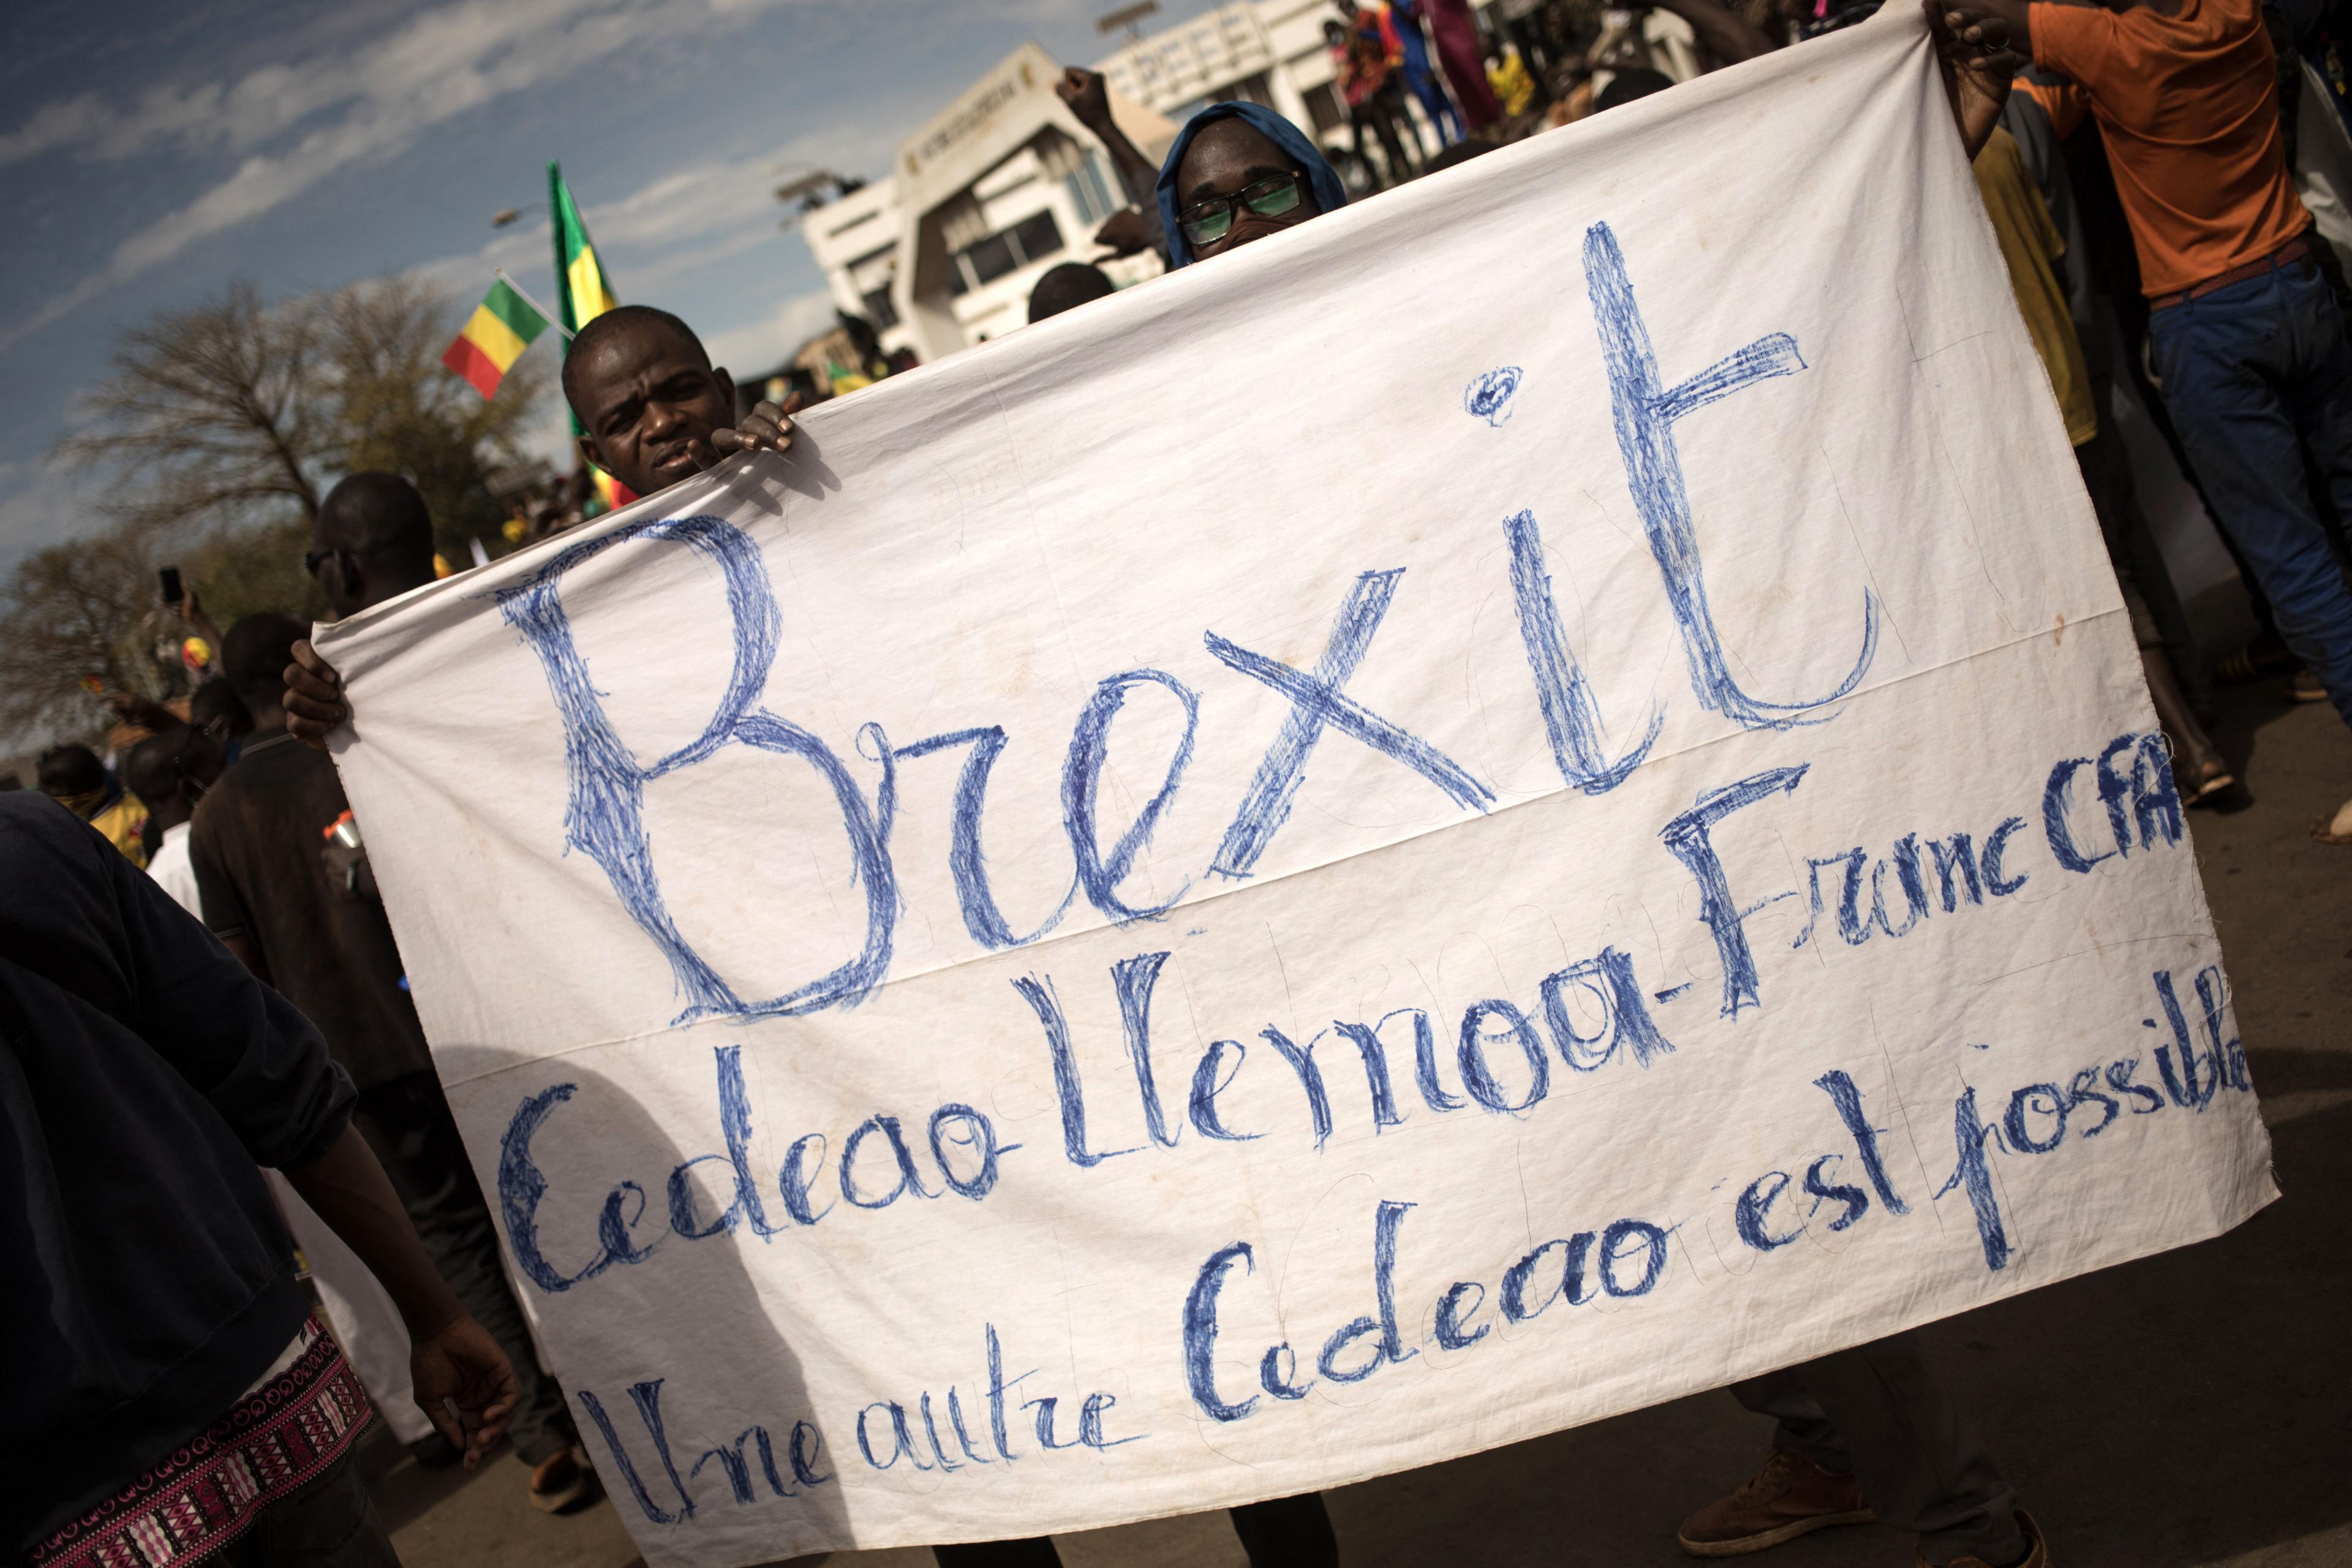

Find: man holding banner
1139;28;2052;1568
1941;0;2352;843
225;480;598;1515
284;9;2270;1568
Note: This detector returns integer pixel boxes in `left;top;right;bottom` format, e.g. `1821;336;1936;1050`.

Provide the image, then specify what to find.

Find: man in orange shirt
1945;0;2352;837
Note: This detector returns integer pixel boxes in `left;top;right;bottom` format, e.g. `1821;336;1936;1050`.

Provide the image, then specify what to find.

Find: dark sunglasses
1179;173;1306;246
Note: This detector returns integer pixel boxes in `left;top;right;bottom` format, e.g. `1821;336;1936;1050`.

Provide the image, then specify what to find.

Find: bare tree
323;276;549;559
0;520;162;743
57;282;325;533
12;276;551;747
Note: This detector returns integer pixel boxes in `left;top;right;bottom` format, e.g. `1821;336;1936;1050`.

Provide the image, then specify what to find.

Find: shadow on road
1291;1088;2352;1567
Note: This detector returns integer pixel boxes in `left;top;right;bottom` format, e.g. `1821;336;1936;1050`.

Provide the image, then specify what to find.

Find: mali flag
551;162;619;333
440;276;550;399
549;163;636;512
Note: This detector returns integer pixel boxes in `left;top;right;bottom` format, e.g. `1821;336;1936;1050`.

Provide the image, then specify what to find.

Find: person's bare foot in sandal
2140;649;2233;805
2182;753;2236;806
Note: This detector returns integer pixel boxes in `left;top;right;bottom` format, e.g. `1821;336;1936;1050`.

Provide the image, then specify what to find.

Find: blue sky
0;0;1219;576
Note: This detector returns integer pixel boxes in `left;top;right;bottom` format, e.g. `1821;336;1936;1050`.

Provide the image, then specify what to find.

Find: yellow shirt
1488;53;1536;118
87;794;149;868
1973;128;2098;447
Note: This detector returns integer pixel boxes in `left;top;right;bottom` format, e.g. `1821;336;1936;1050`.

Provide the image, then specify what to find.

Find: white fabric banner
318;15;2274;1563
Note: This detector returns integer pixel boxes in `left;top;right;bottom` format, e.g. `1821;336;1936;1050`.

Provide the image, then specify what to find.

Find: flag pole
495;268;573;341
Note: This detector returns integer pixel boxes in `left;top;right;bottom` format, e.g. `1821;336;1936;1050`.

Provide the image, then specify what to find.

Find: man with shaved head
125;723;225;917
198;481;600;1513
284;307;794;742
307;470;439;619
1027;260;1119;324
560;303;795;498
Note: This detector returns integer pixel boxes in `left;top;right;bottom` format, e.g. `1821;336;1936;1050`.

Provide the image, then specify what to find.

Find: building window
963;232;1018;290
949;208;1068;296
846;242;899;328
1219;71;1276;109
1009;209;1063;266
825;208;881;241
1066;154;1118;227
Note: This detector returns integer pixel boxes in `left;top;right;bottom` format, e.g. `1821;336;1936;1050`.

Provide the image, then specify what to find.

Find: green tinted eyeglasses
1178;174;1305;246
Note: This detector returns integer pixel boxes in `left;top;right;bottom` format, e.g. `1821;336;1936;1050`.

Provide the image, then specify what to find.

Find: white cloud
0;0;812;354
397;97;925;339
0;93;111;165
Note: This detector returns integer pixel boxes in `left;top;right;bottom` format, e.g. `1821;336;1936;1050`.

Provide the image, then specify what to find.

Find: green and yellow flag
551;162;620;333
440;275;550;399
551;162;635;511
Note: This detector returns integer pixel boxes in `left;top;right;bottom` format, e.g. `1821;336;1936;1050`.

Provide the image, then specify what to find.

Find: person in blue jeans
1943;0;2352;840
1392;0;1466;146
2149;259;2352;717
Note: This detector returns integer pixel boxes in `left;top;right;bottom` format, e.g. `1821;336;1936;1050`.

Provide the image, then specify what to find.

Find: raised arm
1058;67;1170;257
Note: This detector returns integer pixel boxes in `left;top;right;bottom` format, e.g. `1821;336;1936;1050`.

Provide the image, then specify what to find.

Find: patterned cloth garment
24;1317;375;1568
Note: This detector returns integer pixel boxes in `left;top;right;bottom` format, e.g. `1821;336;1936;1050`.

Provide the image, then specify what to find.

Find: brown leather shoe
1678;1449;1875;1556
1924;1507;2049;1568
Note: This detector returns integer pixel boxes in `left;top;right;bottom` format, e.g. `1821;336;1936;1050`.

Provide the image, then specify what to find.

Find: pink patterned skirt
27;1316;376;1568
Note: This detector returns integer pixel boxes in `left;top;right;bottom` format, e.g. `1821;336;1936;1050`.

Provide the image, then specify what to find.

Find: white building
799;1;1428;363
1095;0;1359;149
799;45;1176;358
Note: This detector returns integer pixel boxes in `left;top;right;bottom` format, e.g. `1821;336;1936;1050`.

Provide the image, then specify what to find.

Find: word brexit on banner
320;15;2273;1565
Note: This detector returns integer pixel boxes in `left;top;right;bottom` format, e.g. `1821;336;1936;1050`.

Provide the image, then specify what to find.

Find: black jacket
2;794;355;1549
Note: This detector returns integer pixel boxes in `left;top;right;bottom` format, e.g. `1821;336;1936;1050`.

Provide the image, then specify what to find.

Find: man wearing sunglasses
1155;102;1354;269
1152;27;2051;1568
199;478;605;1514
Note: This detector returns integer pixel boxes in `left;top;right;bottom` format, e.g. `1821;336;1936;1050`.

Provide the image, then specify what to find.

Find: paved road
368;684;2351;1568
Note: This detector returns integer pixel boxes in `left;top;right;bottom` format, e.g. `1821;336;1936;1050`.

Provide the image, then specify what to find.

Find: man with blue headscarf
933;107;1359;1568
1140;37;2054;1568
1154;103;1354;270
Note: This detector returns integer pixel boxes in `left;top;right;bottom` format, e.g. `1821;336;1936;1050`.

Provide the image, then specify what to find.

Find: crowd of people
12;0;2352;1564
